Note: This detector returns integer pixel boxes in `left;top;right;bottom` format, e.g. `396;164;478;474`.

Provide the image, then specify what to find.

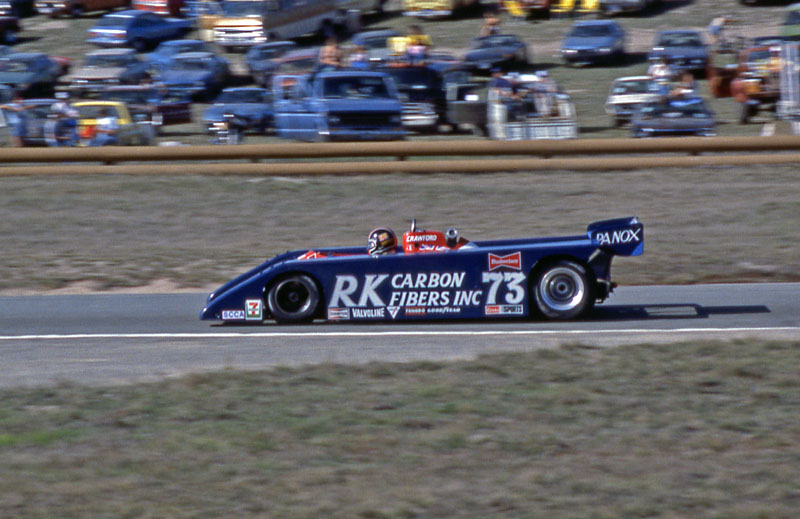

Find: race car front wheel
532;260;594;320
266;274;320;324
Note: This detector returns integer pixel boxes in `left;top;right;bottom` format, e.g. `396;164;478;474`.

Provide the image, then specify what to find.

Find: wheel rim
274;278;313;315
538;266;586;313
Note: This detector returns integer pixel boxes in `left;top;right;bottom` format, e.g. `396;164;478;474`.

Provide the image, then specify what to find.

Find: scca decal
595;228;641;246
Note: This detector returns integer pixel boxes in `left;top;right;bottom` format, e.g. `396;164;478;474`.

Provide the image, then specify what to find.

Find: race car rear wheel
266;274;320;324
532;260;593;320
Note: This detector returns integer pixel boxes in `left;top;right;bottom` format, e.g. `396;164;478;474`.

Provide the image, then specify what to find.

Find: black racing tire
266;274;320;323
531;260;594;320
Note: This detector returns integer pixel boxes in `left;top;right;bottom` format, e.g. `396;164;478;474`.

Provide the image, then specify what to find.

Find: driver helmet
367;227;397;256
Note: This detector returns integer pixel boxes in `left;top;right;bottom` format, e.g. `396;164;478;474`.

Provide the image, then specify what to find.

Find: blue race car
200;217;644;324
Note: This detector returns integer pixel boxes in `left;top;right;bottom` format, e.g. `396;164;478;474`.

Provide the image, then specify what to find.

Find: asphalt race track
1;283;798;388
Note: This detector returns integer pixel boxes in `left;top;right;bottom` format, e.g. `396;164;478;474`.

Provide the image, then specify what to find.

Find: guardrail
2;136;800;176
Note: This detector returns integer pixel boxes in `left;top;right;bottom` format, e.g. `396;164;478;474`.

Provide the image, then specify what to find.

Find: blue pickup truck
273;70;406;142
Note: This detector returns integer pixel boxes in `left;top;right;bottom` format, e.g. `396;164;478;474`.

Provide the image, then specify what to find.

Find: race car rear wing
587;216;644;257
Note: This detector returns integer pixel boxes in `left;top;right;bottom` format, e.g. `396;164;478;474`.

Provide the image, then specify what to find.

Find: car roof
220;86;267;92
614;75;652;82
573;19;619;26
2;52;46;60
87;48;136;56
106;9;148;17
159;39;205;46
658;29;701;35
172;51;215;59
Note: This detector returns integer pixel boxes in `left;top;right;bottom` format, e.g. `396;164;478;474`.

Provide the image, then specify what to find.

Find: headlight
328;115;340;124
562;49;577;54
598;47;612;53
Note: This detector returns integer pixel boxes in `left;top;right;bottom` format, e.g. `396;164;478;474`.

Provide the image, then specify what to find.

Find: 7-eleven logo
488;252;521;271
245;299;263;320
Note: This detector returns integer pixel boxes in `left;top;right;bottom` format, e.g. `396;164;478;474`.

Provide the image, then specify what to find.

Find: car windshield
75;104;120;119
280;56;316;72
612;79;651;94
360;35;392;49
322;76;391;99
221;1;261;16
86;54;136;67
161;43;208;55
642;102;708;117
569;25;613;38
380;68;441;90
785;11;800;25
103;90;157;104
0;59;33;72
474;35;517;49
744;49;771;67
216;89;268;103
657;33;702;47
250;47;288;60
172;58;214;71
94;16;128;27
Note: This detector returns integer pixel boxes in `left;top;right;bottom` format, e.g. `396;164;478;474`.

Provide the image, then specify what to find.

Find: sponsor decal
391;272;465;289
221;310;245;320
405;234;440;242
352;307;385;319
485;304;524;316
327;308;350;320
488;252;522;271
387;306;400;319
595;228;641;246
245;299;262;321
427;307;461;315
405;306;427;316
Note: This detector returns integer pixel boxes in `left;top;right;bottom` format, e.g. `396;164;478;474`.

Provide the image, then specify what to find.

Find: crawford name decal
595;228;641;246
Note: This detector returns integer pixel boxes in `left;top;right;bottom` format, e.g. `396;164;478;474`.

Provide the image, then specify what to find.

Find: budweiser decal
488;252;522;271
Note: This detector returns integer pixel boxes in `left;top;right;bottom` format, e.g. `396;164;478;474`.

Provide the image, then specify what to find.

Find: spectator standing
318;36;343;70
406;25;432;63
487;67;515;139
1;92;32;147
480;10;501;37
90;107;119;146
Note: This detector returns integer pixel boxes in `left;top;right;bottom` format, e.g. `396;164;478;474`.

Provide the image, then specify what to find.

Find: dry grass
1;164;799;293
1;340;799;518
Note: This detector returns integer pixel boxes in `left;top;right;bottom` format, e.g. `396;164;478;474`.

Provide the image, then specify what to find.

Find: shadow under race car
200;217;644;324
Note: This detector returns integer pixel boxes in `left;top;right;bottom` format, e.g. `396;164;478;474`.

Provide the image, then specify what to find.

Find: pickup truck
272;70;406;141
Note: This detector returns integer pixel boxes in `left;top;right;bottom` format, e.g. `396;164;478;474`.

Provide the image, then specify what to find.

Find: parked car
202;86;273;134
0;15;18;43
98;84;191;129
780;3;800;40
561;20;626;67
374;64;446;131
72;99;155;144
273;70;405;141
243;40;297;87
648;30;708;76
145;38;220;68
0;0;34;17
630;96;715;138
35;0;130;17
605;75;662;126
68;48;152;96
154;50;229;99
0;52;63;97
199;216;644;324
463;34;529;72
599;0;658;15
87;9;192;51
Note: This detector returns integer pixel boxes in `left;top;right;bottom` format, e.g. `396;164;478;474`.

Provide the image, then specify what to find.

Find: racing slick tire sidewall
266;274;320;323
532;260;594;320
